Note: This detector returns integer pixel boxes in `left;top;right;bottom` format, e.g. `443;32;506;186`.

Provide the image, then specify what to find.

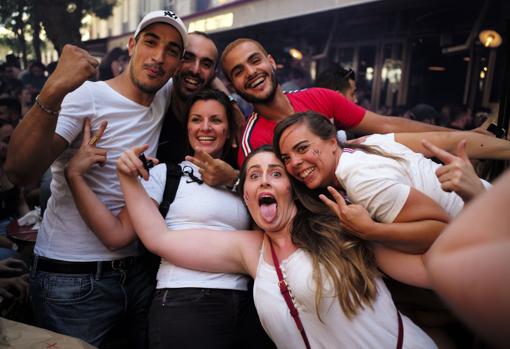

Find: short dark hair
189;31;212;40
221;38;268;81
315;64;355;92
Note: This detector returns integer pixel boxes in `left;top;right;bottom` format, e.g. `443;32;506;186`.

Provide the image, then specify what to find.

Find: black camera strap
158;162;184;217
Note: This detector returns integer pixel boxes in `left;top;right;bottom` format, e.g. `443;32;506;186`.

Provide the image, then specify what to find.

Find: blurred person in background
98;47;130;81
21;60;47;94
315;63;358;103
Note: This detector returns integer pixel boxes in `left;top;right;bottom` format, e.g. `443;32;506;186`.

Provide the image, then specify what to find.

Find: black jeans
148;286;276;349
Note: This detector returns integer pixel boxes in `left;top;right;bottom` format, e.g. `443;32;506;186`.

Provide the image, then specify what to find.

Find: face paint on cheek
312;148;321;157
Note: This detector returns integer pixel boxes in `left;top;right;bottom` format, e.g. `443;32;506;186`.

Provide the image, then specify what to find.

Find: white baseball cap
134;10;188;49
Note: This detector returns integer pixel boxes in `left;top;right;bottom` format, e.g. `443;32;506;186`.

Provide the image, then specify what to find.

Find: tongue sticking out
260;203;277;223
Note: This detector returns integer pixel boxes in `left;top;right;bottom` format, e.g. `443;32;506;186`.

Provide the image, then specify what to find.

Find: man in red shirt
220;38;451;165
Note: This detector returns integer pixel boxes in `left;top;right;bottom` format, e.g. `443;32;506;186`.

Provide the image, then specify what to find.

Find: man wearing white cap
6;10;187;348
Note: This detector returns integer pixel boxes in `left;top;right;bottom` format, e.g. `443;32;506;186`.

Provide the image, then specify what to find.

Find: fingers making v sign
65;118;108;179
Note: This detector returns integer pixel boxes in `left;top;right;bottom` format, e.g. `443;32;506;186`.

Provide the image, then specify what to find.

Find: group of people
3;9;509;349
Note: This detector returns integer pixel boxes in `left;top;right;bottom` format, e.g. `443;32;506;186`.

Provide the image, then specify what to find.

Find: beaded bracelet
35;94;60;117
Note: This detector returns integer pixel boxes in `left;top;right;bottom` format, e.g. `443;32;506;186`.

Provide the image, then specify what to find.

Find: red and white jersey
238;87;365;165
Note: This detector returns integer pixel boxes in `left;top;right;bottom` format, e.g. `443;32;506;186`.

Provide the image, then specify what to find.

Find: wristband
35;94;61;117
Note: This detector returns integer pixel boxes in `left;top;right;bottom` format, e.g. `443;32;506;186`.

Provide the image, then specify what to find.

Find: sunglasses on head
342;68;354;80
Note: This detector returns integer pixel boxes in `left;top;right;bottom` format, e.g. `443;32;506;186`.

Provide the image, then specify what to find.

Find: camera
487;123;506;138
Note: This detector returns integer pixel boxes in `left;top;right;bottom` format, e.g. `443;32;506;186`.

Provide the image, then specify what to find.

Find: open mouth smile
299;166;316;180
246;74;266;89
197;136;216;142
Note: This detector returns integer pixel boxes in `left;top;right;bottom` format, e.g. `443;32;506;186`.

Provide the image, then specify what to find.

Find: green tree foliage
1;0;117;61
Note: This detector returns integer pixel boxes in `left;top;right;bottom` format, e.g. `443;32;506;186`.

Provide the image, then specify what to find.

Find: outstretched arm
394;130;510;160
320;186;449;254
5;45;99;185
65;119;137;250
118;146;260;277
373;244;430;289
425;170;510;348
351;110;451;135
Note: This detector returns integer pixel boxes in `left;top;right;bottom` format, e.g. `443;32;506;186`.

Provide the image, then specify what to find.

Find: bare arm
425;170;510;348
65;119;137;250
373;244;430;288
320;186;449;254
118;146;260;277
351;110;451;135
395;130;510;160
5;45;99;185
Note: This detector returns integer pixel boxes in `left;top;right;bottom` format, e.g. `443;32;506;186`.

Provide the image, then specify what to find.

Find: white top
254;247;437;349
35;80;172;261
335;134;490;222
142;162;250;290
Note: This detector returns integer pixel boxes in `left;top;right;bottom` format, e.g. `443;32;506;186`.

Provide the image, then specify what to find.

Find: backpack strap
158;162;183;218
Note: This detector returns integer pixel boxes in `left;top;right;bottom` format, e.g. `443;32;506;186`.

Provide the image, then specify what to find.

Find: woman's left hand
319;186;377;240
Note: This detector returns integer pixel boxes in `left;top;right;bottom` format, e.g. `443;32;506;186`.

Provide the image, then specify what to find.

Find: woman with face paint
117;145;437;349
65;89;274;349
272;111;510;254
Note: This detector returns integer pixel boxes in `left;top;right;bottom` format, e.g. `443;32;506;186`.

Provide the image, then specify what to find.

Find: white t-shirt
142;161;250;290
254;247;436;349
335;134;490;222
35;80;172;261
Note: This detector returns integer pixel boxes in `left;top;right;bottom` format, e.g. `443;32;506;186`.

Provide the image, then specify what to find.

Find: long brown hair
238;146;380;319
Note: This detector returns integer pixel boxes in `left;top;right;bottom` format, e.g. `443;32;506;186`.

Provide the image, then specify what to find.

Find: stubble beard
236;69;279;104
174;72;214;101
130;62;166;95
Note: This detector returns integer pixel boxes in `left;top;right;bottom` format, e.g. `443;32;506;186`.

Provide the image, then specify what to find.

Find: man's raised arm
5;45;99;185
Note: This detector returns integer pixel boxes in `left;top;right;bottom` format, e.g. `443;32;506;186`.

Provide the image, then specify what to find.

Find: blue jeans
149;286;276;349
29;258;154;348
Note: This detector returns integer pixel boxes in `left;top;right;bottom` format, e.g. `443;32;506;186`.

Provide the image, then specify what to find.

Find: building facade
83;0;508;122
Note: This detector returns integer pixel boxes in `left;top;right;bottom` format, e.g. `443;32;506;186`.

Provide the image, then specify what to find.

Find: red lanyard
268;239;404;349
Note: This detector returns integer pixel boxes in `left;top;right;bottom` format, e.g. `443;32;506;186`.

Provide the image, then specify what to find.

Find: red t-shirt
238;88;366;165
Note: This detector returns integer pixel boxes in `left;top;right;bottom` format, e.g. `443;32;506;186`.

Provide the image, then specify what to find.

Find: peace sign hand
65;118;108;180
422;139;485;202
185;149;238;187
319;186;377;240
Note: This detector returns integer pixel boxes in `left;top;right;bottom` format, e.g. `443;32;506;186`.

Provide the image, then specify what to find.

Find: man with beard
5;10;186;348
157;31;219;164
220;38;454;165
